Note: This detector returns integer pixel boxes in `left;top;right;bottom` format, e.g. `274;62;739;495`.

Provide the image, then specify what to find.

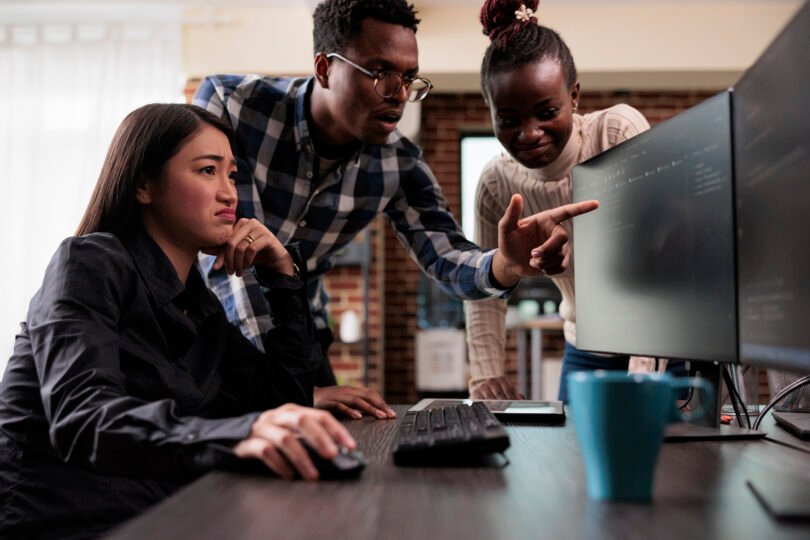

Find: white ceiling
180;0;785;3
0;0;788;5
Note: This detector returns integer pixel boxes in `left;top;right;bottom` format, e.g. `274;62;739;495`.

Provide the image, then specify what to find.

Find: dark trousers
558;341;688;403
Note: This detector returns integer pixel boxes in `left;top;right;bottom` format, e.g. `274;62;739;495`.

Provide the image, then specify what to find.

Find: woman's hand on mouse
233;403;356;481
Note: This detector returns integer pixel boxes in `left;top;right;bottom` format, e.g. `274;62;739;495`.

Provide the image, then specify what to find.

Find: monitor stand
664;361;766;441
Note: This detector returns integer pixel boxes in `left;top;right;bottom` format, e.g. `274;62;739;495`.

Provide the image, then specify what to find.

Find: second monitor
572;91;737;364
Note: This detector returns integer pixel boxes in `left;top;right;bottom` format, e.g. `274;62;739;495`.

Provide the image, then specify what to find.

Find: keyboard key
416;411;429;432
430;409;447;431
400;413;417;433
472;402;501;429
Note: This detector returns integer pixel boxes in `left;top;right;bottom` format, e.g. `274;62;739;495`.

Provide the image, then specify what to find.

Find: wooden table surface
106;406;810;540
509;316;565;331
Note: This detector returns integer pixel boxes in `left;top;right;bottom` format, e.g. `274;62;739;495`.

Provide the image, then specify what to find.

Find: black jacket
0;230;319;539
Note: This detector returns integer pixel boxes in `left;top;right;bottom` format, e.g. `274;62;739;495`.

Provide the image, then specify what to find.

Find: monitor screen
572;92;737;362
734;2;810;373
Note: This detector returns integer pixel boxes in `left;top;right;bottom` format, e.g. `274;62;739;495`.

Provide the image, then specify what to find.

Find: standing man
194;0;595;418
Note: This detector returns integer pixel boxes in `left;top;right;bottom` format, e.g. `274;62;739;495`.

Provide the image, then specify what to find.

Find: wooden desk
107;406;810;540
510;316;565;399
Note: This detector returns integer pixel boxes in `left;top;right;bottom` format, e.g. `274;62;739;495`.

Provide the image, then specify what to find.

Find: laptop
409;398;565;424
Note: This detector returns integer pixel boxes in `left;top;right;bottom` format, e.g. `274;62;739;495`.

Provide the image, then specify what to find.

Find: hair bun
480;0;539;41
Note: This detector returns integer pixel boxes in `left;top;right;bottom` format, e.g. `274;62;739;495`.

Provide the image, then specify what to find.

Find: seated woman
0;103;356;539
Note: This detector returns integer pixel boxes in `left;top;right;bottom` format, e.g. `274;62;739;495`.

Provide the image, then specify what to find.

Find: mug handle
671;377;715;424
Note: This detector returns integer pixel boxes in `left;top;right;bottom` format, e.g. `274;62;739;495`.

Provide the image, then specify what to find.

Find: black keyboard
392;402;511;465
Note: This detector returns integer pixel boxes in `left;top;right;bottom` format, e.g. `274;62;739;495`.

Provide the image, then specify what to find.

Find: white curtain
0;3;183;375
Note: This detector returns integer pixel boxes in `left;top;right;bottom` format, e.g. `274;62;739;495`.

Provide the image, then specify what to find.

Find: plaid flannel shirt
193;75;509;348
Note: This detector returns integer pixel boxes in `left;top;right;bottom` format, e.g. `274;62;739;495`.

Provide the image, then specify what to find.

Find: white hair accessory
515;4;535;23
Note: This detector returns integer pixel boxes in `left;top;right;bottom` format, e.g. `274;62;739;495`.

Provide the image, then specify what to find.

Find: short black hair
312;0;420;55
480;0;577;101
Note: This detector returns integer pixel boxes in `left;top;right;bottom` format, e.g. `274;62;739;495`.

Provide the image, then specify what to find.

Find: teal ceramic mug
568;370;713;501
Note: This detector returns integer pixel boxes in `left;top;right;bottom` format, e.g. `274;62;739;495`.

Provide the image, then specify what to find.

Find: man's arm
384;156;511;300
385;156;596;298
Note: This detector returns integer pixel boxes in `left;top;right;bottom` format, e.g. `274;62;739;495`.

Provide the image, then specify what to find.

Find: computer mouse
303;442;367;480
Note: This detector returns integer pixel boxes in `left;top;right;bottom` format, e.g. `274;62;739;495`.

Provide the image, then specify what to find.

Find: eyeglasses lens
375;73;431;102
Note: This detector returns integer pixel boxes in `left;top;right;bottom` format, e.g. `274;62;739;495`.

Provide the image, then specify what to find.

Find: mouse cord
753;375;810;431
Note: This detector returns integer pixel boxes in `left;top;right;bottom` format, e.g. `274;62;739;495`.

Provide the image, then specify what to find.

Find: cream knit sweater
466;105;650;392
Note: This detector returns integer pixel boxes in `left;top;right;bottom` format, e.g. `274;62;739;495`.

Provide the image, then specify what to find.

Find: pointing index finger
545;199;599;225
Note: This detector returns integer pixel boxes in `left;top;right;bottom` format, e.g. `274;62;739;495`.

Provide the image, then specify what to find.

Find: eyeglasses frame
325;52;433;102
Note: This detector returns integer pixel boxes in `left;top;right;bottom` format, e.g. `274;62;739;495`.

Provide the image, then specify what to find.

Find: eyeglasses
326;52;433;103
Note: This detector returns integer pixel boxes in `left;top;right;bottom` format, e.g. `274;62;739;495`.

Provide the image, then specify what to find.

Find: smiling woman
464;0;686;403
0;103;356;538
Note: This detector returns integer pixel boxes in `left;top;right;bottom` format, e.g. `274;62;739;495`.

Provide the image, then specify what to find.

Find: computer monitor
733;1;810;375
572;91;737;364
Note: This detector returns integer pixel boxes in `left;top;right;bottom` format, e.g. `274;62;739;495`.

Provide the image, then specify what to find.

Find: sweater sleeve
465;159;512;392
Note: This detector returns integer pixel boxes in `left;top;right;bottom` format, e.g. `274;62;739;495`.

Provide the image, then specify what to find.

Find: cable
738;367;753;429
753;374;810;431
724;364;751;428
737;367;752;428
722;365;747;428
728;365;752;428
678;387;694;410
679;360;695;410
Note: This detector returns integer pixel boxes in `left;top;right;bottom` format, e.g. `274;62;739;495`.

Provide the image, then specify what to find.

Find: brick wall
325;223;385;392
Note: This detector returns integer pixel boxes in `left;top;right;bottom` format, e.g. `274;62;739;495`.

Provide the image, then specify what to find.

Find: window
459;134;504;242
0;4;183;372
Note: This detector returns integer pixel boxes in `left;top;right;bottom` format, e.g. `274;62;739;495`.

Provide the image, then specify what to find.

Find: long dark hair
76;103;234;236
479;0;577;101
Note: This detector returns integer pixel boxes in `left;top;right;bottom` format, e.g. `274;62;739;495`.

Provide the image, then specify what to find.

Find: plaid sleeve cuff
478;249;516;298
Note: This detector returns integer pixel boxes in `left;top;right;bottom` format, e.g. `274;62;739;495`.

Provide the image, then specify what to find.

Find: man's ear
135;174;153;205
314;52;330;89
